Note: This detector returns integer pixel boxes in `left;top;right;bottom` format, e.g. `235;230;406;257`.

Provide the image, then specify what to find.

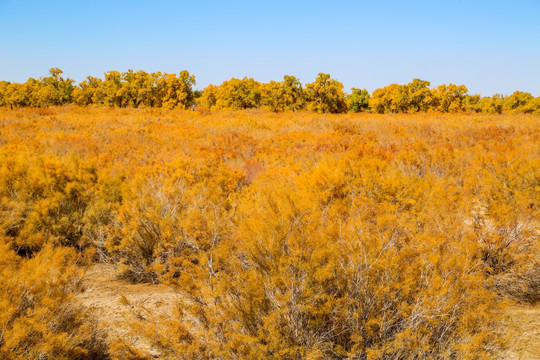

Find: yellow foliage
2;69;539;114
0;106;538;358
0;242;108;359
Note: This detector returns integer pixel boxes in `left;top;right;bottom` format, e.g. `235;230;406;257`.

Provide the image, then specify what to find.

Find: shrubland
0;106;538;359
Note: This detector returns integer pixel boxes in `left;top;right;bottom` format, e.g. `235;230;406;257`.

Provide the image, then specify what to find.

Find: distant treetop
1;69;539;114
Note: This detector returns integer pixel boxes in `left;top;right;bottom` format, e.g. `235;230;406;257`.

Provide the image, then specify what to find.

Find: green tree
347;88;370;112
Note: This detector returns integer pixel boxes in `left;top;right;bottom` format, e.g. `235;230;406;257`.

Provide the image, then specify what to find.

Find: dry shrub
108;159;241;285
0;107;538;358
0;152;121;255
0;241;110;360
491;263;540;304
129;158;511;359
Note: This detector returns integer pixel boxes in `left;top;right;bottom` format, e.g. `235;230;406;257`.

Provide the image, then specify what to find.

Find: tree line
1;68;539;114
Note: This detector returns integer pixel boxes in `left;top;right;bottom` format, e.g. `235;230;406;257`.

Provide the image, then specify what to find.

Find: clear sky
1;0;539;96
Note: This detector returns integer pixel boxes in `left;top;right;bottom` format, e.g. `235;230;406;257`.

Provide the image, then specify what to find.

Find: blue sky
0;0;539;95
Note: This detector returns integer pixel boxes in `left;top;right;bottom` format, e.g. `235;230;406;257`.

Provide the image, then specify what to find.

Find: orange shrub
0;106;537;358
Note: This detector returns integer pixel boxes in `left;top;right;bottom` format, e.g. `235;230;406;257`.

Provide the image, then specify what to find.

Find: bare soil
505;305;540;359
77;263;181;357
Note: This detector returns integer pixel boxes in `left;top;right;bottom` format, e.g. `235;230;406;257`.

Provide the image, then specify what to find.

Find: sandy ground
78;263;540;359
505;305;540;360
77;263;181;357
